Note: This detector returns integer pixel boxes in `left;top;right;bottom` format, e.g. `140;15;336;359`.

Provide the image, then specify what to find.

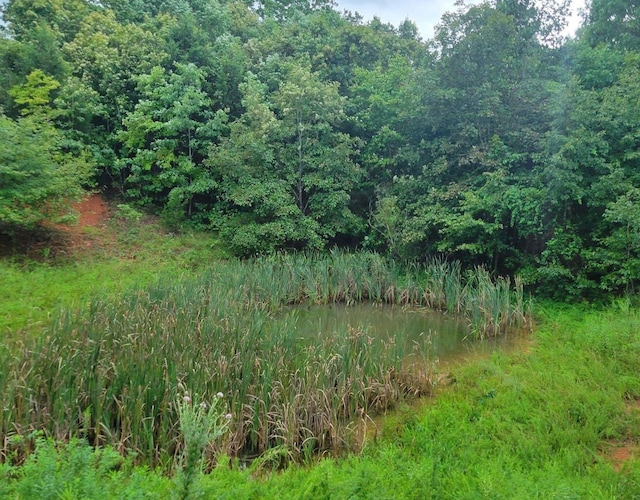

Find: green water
278;303;519;363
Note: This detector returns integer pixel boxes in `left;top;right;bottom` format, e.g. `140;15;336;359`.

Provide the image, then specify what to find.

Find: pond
278;303;522;365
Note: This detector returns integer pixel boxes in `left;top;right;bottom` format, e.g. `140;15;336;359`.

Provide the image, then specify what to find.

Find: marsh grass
0;252;528;469
0;221;225;338
3;305;638;498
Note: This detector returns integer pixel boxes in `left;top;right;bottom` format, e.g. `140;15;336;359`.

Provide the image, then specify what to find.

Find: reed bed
0;252;529;469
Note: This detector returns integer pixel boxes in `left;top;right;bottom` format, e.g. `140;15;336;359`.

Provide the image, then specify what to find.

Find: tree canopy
2;0;640;298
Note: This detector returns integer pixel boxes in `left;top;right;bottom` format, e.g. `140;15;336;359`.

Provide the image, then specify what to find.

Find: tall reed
0;252;529;468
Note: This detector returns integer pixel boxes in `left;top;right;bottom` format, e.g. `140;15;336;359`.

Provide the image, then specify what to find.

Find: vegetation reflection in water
279;303;520;365
0;252;529;469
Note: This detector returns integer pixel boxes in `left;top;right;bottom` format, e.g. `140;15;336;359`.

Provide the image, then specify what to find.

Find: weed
2;305;639;498
115;204;143;223
174;391;230;499
0;252;528;470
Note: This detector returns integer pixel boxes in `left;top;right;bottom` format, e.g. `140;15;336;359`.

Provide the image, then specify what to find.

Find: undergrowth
0;251;528;469
1;305;639;498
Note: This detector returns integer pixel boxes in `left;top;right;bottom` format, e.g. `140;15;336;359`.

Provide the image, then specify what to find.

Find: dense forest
1;0;639;299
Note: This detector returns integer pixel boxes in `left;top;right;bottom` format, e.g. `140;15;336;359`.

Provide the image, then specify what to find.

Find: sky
0;1;587;38
335;0;587;40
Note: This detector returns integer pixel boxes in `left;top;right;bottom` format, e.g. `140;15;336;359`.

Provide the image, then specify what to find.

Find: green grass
4;214;636;497
0;250;527;470
2;304;639;498
1;260;146;334
0;218;226;336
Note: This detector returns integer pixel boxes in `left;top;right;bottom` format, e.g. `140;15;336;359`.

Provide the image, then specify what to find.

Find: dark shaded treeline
1;0;640;299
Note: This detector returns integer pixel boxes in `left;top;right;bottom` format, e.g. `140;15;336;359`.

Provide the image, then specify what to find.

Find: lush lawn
0;217;225;336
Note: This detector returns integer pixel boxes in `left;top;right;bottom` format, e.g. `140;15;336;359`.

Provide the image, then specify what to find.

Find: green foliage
0;24;70;113
115;203;143;222
7;0;640;493
61;9;170;179
3;0;95;42
4;305;639;498
12;438;123;499
350;55;424;180
1;438;171;498
175;391;230;500
584;0;640;50
4;0;640;299
54;76;109;144
596;187;640;294
119;62;227;222
0;30;95;232
8;69;60;116
209;63;361;255
0;113;92;230
367;196;403;256
252;0;338;21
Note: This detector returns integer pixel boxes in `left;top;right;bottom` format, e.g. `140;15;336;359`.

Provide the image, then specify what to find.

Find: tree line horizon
1;0;639;300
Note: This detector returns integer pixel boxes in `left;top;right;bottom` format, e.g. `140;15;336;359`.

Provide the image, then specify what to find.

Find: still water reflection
279;303;520;363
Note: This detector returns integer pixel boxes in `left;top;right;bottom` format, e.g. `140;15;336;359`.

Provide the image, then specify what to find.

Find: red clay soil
74;193;111;229
50;193;112;255
605;440;639;472
601;399;640;472
0;193;113;259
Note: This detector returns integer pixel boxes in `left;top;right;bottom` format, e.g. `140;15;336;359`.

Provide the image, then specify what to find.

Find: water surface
279;303;521;364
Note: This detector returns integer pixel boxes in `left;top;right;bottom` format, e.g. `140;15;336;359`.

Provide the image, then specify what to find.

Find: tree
8;69;60;116
0;112;92;230
62;10;169;189
584;0;640;50
3;0;95;42
0;24;70;114
63;11;169;124
207;72;305;254
207;64;361;255
118;63;227;225
54;76;109;147
1;71;93;231
596;187;640;294
349;55;426;221
252;0;337;21
388;0;565;269
272;63;359;227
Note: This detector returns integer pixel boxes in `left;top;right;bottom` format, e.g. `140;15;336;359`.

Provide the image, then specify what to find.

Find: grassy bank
2;304;639;498
0;251;527;470
4;207;635;497
0;218;224;336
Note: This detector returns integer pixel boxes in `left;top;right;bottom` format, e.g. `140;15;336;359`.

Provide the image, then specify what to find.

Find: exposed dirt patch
625;398;640;414
75;194;111;229
600;399;640;472
605;440;639;472
0;193;114;260
52;193;112;251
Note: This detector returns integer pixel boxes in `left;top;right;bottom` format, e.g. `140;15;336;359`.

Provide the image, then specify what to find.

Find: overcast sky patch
335;0;586;40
